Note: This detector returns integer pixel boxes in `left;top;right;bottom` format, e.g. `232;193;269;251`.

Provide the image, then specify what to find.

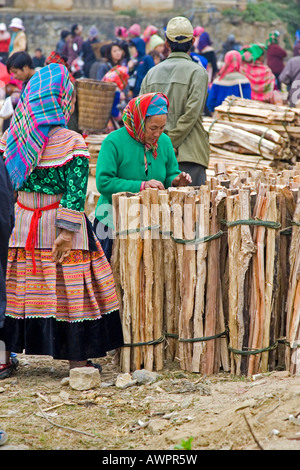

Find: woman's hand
172;172;192;187
51;229;74;264
144;179;165;190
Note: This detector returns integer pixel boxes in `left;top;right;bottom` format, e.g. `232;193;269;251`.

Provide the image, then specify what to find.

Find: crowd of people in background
0;15;300;128
0;15;299;134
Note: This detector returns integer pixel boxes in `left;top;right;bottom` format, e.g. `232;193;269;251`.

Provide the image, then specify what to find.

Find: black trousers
179;161;207;187
93;218;114;263
0;157;14;329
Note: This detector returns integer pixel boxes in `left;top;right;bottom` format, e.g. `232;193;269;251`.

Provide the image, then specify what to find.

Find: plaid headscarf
102;65;129;91
122;93;169;158
142;25;158;43
240;61;275;102
45;51;76;83
2;63;73;190
266;31;280;47
240;43;265;63
218;50;242;80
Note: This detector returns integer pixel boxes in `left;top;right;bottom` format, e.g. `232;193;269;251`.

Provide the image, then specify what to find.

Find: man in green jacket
140;16;210;186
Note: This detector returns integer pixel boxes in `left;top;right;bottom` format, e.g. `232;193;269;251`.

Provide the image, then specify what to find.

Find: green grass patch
118;9;138;17
222;0;300;40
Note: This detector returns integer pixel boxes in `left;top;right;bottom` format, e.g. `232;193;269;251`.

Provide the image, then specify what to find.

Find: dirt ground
0;353;300;452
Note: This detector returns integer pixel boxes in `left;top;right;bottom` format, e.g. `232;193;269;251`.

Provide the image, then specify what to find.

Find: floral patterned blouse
19;156;89;213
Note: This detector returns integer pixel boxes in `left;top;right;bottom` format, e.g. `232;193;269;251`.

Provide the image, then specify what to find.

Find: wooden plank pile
204;96;300;172
111;163;300;376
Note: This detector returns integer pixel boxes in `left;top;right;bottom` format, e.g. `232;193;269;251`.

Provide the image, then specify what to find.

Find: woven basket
76;79;117;133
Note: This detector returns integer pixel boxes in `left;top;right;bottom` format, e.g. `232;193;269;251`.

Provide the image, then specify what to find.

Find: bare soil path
0;354;300;451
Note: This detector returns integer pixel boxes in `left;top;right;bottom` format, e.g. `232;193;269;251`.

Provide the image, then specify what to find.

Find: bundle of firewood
111;186;229;374
111;163;300;376
204;96;300;172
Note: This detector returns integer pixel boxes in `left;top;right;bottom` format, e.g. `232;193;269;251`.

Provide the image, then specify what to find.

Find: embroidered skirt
0;192;123;361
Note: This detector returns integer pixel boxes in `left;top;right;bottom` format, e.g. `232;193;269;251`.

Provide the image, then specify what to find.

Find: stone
132;369;159;385
59;390;70;401
148;419;168;433
270;370;290;379
69;367;101;391
61;377;70;386
100;381;115;388
115;373;137;389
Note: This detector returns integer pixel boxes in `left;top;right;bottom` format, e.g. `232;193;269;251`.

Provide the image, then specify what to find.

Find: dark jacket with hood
0;156;14;328
129;37;155;97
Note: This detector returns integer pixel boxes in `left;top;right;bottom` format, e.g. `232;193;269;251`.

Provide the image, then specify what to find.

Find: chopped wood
111;165;300;374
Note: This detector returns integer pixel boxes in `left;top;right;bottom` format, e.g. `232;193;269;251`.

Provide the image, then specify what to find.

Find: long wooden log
216;115;300;138
203;117;286;144
192;186;210;372
201;189;224;375
268;192;284;371
111;193;122;311
159;191;177;360
127;195;143;371
203;121;285;159
222;96;300;114
237;189;256;375
170;188;186;369
209;146;275;167
227;194;240;374
261;191;277;372
149;188;164;371
248;186;269;376
140;189;154;371
286;189;300;371
179;190;197;371
119;195;131;373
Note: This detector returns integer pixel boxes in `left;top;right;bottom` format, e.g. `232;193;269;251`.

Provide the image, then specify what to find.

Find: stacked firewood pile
111;163;300;376
204;96;300;172
84;134;107;176
84;134;107;222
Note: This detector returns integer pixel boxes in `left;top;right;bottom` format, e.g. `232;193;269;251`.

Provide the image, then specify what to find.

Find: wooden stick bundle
204;96;300;172
285;188;300;374
110;164;300;375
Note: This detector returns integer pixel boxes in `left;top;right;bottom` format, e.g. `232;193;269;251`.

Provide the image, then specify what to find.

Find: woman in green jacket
94;92;191;261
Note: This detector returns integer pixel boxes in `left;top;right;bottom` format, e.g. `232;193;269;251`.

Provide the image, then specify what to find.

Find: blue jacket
129;37;155;97
206;72;251;112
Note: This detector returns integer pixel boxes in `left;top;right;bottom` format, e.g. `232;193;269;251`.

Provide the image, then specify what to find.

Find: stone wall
13;0;193;11
0;5;291;59
0;11;175;57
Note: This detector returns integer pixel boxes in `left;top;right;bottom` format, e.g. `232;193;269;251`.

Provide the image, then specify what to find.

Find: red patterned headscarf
102;65;129;90
122;92;169;158
218;50;242;80
45;51;76;83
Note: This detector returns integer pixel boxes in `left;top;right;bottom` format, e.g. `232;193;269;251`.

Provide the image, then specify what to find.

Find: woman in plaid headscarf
94;92;191;261
240;43;276;102
0;63;123;378
206;50;251;112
